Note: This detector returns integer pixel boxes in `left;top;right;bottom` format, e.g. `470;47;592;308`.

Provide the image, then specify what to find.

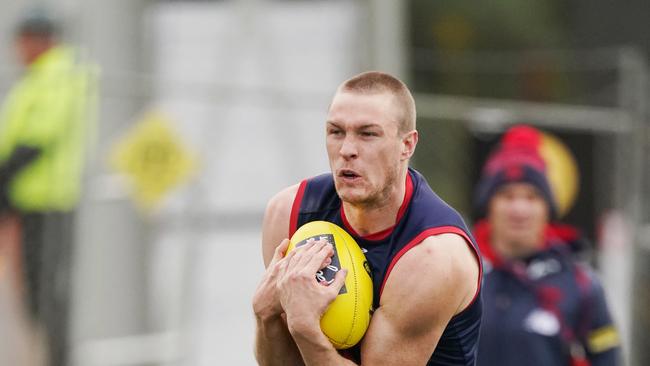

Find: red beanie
474;125;557;218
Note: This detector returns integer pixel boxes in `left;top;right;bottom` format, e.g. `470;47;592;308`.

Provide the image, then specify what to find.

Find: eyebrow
357;124;381;130
325;121;381;130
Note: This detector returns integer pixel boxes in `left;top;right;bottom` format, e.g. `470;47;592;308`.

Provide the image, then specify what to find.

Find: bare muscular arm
253;184;304;366
359;233;479;364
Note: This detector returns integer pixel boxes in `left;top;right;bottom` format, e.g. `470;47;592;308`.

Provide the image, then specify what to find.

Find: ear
401;130;418;160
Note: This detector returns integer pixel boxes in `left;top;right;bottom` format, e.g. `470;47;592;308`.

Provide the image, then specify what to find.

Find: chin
336;185;375;204
508;233;534;245
508;235;541;252
337;190;366;205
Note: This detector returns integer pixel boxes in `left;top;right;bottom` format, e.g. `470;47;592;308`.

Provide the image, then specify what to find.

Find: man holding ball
253;71;482;365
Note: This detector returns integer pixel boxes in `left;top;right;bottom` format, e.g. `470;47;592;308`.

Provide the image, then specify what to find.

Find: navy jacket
474;220;621;366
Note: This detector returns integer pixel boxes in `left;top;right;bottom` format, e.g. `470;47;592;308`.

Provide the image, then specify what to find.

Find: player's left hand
276;238;347;334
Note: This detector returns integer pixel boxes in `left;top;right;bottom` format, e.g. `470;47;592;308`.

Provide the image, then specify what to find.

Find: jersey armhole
288;179;307;237
379;226;483;314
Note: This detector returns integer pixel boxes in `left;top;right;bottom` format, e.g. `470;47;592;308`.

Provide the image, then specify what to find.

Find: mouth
337;169;361;182
506;220;533;231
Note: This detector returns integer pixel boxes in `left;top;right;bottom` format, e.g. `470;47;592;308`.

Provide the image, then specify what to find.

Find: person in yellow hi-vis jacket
0;9;97;366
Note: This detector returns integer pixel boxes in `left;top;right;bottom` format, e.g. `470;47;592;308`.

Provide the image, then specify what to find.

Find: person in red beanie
474;125;621;366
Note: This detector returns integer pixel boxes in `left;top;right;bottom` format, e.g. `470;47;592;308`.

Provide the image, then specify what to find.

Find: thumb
269;239;290;266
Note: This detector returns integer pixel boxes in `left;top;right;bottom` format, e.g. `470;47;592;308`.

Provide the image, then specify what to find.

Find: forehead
327;91;399;129
494;182;544;197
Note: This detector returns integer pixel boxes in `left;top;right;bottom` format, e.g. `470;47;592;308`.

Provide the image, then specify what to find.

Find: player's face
326;91;411;208
487;182;550;258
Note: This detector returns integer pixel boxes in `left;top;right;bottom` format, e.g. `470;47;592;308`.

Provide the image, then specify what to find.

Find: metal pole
619;46;650;366
366;0;408;81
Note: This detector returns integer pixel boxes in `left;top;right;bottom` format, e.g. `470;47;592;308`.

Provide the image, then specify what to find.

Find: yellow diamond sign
110;112;197;210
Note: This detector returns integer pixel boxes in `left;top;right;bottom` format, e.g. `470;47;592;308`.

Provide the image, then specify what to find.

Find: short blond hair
338;71;416;134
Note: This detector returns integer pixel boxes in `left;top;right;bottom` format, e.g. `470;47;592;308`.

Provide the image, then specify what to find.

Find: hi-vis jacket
0;45;97;211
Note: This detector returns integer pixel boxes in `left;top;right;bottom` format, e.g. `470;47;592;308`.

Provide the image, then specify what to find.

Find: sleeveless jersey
290;168;483;366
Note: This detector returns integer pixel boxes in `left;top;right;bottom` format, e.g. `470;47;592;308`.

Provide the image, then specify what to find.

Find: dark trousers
21;211;74;366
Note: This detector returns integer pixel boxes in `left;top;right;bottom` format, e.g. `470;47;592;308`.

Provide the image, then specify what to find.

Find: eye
328;128;343;136
360;131;379;137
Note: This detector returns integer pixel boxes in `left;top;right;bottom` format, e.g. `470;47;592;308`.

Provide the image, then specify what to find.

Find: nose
339;135;358;160
509;197;532;218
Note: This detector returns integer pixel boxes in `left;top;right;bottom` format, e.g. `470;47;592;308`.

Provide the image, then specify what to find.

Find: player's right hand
252;239;291;320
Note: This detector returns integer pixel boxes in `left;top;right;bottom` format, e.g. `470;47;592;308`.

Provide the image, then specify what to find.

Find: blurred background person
0;7;97;366
473;124;621;366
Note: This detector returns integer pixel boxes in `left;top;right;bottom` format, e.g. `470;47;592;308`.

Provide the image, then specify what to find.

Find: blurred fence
0;1;648;366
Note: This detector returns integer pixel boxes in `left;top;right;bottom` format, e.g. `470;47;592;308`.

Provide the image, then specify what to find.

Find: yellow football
287;220;373;349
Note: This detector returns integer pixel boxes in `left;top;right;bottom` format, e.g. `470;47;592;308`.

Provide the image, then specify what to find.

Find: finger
269;239;290;266
329;268;348;294
275;247;297;278
321;256;332;269
301;240;334;273
289;238;329;268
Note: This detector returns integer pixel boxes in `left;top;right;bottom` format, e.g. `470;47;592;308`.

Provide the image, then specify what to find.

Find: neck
342;167;408;236
490;234;545;260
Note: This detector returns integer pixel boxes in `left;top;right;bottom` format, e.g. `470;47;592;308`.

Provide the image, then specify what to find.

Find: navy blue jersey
290;168;483;366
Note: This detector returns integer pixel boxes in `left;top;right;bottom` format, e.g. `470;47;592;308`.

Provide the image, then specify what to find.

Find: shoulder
572;261;607;297
408;170;469;226
382;233;480;320
261;183;301;266
264;184;300;222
